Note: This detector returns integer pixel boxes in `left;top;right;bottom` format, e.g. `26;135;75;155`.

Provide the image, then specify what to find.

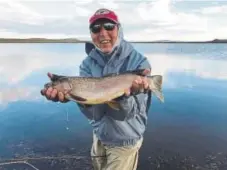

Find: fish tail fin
148;75;165;103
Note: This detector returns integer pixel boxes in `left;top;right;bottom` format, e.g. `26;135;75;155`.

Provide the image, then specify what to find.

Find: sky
0;0;227;41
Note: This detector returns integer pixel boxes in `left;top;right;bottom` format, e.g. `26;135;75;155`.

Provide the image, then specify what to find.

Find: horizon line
0;38;226;43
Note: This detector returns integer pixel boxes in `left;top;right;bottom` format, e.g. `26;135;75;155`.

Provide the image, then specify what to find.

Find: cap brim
90;17;117;25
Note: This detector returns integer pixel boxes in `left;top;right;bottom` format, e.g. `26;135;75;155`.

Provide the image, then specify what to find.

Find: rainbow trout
43;69;164;110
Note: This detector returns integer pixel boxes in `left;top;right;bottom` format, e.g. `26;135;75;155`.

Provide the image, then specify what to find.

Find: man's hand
40;72;69;103
124;69;151;96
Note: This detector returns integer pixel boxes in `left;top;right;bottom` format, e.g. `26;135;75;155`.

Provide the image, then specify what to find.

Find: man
41;8;152;170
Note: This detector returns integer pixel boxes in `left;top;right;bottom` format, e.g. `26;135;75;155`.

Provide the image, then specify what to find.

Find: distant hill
0;38;83;43
130;39;227;43
210;39;227;43
0;38;226;43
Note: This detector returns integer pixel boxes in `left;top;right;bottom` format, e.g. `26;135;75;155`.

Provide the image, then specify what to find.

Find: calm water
0;43;227;169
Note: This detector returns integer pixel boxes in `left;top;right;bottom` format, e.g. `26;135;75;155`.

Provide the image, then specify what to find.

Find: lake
0;43;227;170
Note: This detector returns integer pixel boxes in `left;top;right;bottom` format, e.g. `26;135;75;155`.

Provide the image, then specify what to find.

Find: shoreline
0;38;226;43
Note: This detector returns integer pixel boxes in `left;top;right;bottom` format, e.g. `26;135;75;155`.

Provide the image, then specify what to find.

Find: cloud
0;1;44;25
200;5;227;15
136;0;175;24
98;0;119;9
0;1;94;39
124;0;214;41
0;0;226;41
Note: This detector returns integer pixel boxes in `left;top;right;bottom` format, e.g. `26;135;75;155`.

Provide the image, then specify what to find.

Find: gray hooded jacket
78;26;152;146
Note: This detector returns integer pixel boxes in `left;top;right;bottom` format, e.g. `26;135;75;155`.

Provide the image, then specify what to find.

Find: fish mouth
44;82;52;88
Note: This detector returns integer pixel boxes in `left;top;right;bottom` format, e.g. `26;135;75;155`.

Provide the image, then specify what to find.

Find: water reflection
0;43;226;107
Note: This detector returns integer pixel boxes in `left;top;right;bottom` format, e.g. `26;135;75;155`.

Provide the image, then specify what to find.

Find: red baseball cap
89;8;119;25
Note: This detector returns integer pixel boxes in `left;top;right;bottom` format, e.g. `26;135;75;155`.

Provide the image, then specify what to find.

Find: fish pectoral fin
106;100;120;110
68;93;87;102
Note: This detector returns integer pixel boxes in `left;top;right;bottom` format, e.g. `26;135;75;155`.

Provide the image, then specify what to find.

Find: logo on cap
95;9;110;15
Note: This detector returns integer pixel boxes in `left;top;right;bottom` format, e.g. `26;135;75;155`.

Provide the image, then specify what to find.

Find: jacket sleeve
107;54;152;121
76;59;106;121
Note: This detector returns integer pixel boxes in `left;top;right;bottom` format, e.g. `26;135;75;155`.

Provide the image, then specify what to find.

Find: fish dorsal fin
50;74;67;82
125;69;150;76
103;72;120;77
102;69;150;78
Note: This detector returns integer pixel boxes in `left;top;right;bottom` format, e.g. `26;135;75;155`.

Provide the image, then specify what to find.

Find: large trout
43;69;164;110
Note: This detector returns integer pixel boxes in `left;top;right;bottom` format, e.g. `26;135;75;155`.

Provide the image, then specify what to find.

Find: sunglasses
90;22;116;34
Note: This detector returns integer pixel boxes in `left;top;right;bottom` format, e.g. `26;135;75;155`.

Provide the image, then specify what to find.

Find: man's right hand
40;72;69;103
124;69;151;96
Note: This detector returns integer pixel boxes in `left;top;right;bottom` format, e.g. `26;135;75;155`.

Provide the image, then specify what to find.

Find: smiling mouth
100;40;111;44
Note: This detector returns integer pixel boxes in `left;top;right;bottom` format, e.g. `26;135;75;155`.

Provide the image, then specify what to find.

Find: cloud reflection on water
0;44;85;84
146;53;227;80
0;43;226;107
0;86;40;107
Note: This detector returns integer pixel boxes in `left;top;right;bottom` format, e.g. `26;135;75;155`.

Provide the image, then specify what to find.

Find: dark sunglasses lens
103;23;115;30
90;23;116;33
91;25;101;33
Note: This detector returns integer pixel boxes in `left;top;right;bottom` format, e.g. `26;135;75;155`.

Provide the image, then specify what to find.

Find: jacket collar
88;39;134;67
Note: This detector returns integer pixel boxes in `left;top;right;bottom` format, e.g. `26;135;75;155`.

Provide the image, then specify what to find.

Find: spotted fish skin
43;69;164;108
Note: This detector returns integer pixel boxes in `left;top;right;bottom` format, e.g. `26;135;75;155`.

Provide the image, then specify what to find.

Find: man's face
90;19;118;54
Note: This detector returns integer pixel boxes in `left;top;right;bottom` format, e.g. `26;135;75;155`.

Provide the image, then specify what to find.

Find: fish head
45;78;72;93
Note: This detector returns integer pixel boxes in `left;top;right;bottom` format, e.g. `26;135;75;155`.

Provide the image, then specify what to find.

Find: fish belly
72;76;132;104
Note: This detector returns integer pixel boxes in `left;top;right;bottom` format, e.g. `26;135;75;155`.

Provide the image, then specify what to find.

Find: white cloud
74;6;91;17
136;0;176;24
0;1;44;25
0;0;226;41
74;0;94;5
200;5;227;15
98;0;119;9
